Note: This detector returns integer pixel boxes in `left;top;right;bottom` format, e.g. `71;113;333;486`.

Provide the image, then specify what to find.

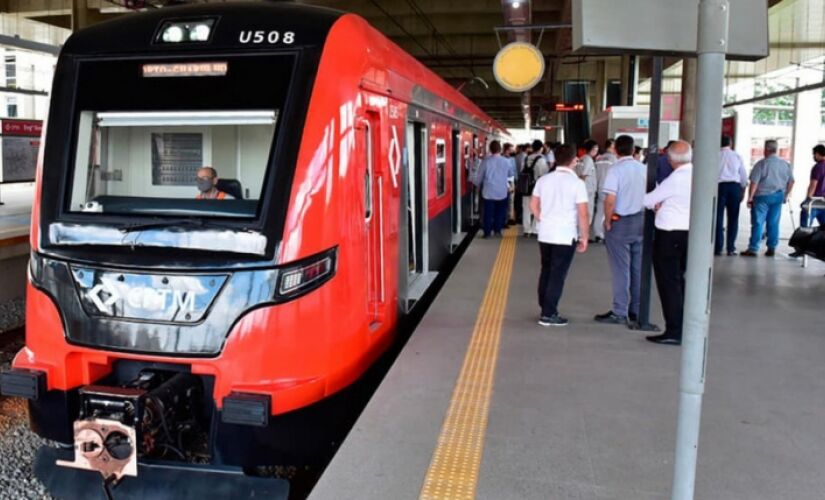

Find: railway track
0;327;53;499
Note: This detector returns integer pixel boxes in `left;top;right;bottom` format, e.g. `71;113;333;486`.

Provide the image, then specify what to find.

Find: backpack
518;156;541;195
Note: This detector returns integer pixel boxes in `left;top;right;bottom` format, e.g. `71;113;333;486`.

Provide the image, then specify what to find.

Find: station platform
0;183;33;333
0;183;33;244
310;228;825;500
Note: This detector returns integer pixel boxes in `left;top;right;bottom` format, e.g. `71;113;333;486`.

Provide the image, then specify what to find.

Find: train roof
60;1;506;135
61;2;344;55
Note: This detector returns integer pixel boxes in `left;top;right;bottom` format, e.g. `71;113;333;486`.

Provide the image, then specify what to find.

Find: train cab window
435;139;446;197
68;110;277;218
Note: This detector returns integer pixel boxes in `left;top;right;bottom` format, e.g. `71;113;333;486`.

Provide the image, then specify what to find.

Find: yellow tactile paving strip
419;227;517;500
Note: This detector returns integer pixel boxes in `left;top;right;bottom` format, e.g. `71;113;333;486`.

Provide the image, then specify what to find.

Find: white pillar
790;76;823;206
733;103;753;167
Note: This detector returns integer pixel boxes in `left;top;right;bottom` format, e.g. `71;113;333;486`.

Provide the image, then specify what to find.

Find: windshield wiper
119;218;252;233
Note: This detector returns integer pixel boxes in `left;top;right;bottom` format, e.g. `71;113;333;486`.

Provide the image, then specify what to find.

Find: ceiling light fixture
512;1;521;8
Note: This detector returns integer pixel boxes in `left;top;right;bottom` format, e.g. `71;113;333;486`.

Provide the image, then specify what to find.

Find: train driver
195;166;227;200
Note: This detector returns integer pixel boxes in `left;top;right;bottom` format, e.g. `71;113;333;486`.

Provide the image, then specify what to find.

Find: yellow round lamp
493;42;545;93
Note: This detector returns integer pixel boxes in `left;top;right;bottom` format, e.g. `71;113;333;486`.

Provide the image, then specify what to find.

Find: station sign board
572;0;769;61
0;119;42;183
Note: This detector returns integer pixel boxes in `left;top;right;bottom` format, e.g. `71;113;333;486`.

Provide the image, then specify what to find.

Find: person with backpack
520;139;550;237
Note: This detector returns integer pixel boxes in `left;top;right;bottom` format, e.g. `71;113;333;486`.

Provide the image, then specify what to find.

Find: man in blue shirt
742;140;794;257
595;135;647;325
473;140;515;238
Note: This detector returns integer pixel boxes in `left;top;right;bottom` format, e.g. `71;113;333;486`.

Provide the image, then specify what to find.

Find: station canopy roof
0;0;814;129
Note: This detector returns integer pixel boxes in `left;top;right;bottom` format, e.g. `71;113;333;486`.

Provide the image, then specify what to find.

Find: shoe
727;250;739;256
494;231;503;237
538;314;569;327
594;311;628;324
714;252;722;257
646;333;681;345
628;312;638;323
789;250;803;258
482;233;490;239
594;237;604;243
523;233;531;238
740;250;758;257
765;248;775;257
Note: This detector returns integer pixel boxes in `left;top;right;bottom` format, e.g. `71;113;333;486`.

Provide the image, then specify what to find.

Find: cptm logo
87;277;198;315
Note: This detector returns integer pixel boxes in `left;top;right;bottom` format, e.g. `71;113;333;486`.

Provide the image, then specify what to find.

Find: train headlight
189;24;212;42
156;18;216;44
275;247;337;301
161;25;185;43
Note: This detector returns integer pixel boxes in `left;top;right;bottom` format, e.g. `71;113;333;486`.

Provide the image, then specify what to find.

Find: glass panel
68;110;277;218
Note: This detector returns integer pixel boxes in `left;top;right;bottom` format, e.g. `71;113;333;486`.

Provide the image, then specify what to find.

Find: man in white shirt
715;135;748;256
592;139;617;242
577;139;599;237
642;140;692;346
530;144;589;327
520;139;550;236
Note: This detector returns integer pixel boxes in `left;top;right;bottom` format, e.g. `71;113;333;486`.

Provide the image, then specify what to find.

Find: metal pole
671;1;729;499
635;55;663;331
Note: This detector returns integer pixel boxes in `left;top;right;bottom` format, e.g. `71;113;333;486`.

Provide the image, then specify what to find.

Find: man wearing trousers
530;144;589;327
595;135;646;325
643;141;693;346
577;139;599;236
715;135;748;256
592;139;617;242
473;140;515;238
742;140;794;257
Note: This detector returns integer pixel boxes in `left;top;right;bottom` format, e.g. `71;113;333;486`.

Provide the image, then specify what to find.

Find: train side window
435;138;446;197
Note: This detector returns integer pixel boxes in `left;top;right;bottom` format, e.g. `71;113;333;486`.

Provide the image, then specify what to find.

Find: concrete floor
310;231;825;500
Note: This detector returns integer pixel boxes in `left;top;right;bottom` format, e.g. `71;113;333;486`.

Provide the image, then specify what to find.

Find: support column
71;0;109;31
790;75;823;206
620;54;638;106
594;60;607;114
733;103;753;167
679;58;698;143
671;1;729;499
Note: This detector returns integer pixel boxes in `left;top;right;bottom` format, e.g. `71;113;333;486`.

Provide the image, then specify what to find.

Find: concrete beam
0;34;60;55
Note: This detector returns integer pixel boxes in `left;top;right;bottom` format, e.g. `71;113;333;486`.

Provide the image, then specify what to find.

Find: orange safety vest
196;190;227;200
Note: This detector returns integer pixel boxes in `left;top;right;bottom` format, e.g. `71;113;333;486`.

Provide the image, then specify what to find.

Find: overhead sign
554;103;585;112
0;119;42;183
572;0;768;61
1;119;42;137
493;42;545;93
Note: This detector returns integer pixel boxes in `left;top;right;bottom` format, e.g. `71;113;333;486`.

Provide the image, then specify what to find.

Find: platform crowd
472;135;825;346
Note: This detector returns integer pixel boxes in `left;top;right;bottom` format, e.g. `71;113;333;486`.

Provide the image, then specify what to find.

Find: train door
471;134;480;222
451;129;465;248
401;120;437;311
461;139;473;232
357;114;386;326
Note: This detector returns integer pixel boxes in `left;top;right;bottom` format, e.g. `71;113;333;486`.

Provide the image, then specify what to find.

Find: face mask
197;178;214;193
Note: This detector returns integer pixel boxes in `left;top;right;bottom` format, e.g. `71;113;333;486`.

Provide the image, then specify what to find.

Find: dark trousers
514;192;523;223
653;229;688;339
483;197;509;236
715;182;743;253
537;242;576;317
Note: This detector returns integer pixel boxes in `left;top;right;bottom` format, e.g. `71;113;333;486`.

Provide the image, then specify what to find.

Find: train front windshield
69;110;277;218
61;55;294;222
